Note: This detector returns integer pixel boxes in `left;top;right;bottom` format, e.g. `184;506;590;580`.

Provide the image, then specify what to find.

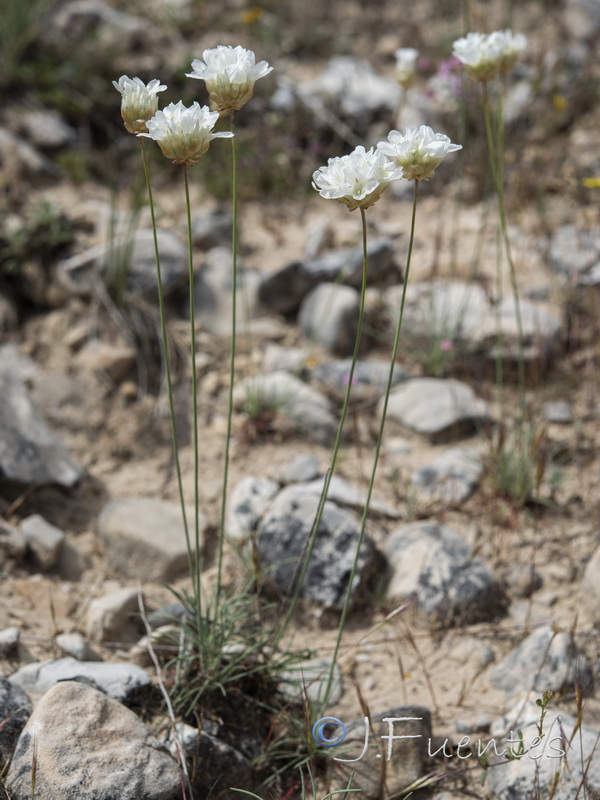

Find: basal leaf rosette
312;145;402;211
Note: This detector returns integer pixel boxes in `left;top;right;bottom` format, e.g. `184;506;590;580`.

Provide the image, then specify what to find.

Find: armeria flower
312;145;402;211
186;45;273;112
394;48;419;88
137;101;233;165
452;30;526;82
377;125;462;181
112;75;167;134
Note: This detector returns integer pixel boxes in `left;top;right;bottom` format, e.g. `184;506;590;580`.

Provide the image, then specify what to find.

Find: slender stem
215;111;237;615
322;181;420;707
139;139;191;569
183;163;202;610
273;206;370;649
481;81;526;419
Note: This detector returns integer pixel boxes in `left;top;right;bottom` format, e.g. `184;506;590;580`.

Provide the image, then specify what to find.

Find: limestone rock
9;657;151;704
21;515;65;571
382;521;501;626
226;476;280;541
5;681;179;800
97;497;204;582
257;485;375;609
381;378;491;442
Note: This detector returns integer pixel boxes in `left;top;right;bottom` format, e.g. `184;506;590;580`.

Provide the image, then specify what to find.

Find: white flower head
394;48;419;88
377;125;462;181
452;29;526;82
112;75;167;134
312;145;403;211
138;101;233;165
186;45;273;112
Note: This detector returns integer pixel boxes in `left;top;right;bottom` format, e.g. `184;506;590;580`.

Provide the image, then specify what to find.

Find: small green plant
0;199;74;275
487;424;549;507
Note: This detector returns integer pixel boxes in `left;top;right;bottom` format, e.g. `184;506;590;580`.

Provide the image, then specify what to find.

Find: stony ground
1;1;600;799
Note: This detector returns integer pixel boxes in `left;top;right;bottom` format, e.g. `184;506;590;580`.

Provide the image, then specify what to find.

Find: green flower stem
322;180;420;707
273;206;370;650
183;163;202;609
139;138;192;571
215;111;238;616
481;81;526;420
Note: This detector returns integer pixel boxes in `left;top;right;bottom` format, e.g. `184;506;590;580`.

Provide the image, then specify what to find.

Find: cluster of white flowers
186;45;273;112
112;76;166;134
394;48;419;88
138;102;233;165
312;126;462;210
452;29;527;82
312;146;403;211
114;46;272;164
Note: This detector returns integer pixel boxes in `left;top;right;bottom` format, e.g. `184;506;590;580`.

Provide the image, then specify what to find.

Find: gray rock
411;447;484;504
490;626;591;696
0;519;27;562
0;127;59;177
234;371;337;444
330;706;432;799
5;681;179;800
582;544;600;624
0;366;82;487
147;602;193;630
307;57;402;119
258;238;396;315
257;485;375;609
226;476;280;541
85;587;142;643
543;400;573;424
21;515;65;571
310;358;408;401
0;679;30;770
382;521;501;626
294;474;400;518
298;283;361;355
504;564;542;598
564;0;600;39
381;378;491;442
52;0;154;53
194;246;262;336
262;343;310;374
9;657;151;703
304;222;334;260
488;699;600;800
21;110;76;149
97;497;204;582
58;229;187;296
54;633;101;662
191;206;232;250
278;454;320;484
549;224;600;280
389;281;562;363
0;627;21;657
279;657;342;705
